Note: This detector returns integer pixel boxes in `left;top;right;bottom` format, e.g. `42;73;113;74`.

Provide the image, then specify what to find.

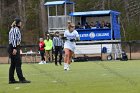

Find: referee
53;31;63;66
8;18;30;84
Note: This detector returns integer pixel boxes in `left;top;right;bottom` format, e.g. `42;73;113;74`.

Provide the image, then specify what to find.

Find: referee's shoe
9;80;19;84
19;79;31;83
9;79;31;84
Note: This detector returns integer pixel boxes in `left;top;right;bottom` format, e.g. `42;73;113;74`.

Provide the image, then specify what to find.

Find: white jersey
64;30;79;52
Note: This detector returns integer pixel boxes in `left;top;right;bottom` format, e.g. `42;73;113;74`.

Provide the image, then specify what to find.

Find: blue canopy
44;0;75;6
70;10;121;40
69;10;120;16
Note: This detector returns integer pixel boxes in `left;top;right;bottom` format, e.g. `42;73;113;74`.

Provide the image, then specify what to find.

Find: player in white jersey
63;23;79;70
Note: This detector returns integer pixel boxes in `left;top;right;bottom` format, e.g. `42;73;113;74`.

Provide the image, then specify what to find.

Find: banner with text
77;29;112;40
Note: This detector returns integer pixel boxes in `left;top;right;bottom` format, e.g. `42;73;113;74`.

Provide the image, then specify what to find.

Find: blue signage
77;29;111;40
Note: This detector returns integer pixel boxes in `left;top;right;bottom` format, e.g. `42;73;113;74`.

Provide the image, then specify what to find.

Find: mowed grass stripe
0;60;140;93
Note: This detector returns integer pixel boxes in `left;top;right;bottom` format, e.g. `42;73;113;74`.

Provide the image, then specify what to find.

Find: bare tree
18;0;26;29
0;0;3;41
18;0;22;18
107;0;111;9
124;0;130;23
102;0;105;10
22;0;26;31
18;0;27;44
0;0;3;28
39;0;48;36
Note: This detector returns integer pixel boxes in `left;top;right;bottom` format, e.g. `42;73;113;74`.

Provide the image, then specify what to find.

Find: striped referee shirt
9;27;21;48
53;36;63;48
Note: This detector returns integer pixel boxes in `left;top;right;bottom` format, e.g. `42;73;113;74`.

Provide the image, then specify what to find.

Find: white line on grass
15;87;20;90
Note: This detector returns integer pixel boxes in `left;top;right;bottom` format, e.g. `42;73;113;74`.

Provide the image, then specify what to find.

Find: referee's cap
11;17;21;27
14;17;21;24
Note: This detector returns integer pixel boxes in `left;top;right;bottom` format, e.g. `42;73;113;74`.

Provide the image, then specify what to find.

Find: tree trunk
0;0;3;41
18;0;27;43
0;0;3;28
124;0;130;23
18;0;26;28
40;0;48;36
18;0;25;26
102;0;105;10
18;0;22;18
22;0;26;30
107;0;111;9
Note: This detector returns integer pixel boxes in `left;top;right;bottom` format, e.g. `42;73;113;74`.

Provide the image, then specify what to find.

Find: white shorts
64;41;76;52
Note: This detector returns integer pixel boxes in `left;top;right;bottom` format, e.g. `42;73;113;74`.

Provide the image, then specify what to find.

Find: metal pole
110;13;113;40
129;42;132;60
56;5;57;16
101;44;103;61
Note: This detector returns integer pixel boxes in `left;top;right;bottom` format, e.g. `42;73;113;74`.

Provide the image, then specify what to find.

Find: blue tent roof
70;10;120;16
44;1;75;6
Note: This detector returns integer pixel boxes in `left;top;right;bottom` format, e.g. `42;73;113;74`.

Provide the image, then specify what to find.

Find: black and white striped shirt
53;36;63;48
9;27;21;48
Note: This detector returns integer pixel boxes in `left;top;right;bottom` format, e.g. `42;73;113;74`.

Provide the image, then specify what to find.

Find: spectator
101;21;106;28
89;22;95;28
75;22;81;29
44;34;53;62
95;21;101;28
106;22;111;28
85;22;91;29
38;38;46;64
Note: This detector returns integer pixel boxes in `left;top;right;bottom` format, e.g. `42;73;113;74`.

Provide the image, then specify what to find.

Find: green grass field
0;60;140;93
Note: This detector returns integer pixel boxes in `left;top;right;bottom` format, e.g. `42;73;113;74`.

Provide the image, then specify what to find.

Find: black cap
14;18;21;25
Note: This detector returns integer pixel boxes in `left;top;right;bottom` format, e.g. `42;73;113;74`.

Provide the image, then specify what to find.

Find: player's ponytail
68;23;75;28
11;18;21;27
11;21;16;27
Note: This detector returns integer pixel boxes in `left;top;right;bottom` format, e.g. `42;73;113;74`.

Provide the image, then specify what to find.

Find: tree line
0;0;140;45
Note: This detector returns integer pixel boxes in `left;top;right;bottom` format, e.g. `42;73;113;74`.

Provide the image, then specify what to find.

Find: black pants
40;50;45;61
8;44;25;81
54;46;63;65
